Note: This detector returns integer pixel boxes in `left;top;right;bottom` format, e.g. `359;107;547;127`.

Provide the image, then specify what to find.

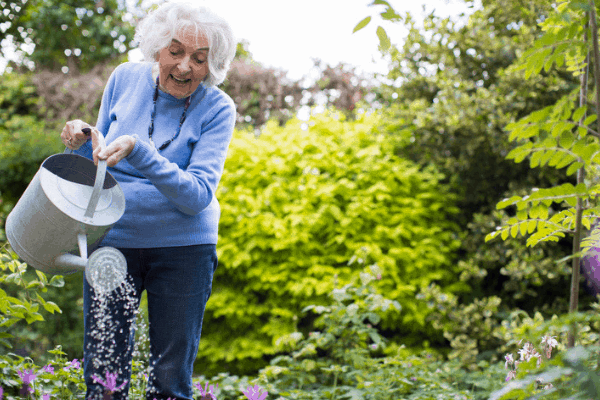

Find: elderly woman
60;2;237;399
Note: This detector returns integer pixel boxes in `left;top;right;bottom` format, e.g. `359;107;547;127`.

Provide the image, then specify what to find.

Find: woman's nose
177;56;191;74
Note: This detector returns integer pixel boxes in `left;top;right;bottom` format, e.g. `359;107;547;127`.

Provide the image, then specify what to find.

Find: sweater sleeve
96;67;118;137
124;98;236;216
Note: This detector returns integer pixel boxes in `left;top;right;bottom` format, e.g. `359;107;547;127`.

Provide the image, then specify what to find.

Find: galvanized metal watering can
5;130;127;293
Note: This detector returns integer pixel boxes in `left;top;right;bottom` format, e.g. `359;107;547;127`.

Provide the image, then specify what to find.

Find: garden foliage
0;246;63;352
0;72;62;204
365;0;598;368
484;0;600;342
199;110;463;375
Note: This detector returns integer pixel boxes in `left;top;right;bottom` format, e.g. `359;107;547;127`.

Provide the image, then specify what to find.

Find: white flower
504;353;514;369
541;335;559;358
541;335;558;348
505;370;516;382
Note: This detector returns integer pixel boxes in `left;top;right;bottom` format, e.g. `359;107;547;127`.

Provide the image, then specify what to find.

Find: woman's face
155;30;210;99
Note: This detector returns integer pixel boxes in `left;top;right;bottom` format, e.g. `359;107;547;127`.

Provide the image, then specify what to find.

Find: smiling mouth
171;74;191;84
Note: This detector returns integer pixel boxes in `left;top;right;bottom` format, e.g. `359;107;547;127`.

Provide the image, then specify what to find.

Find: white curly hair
135;1;237;87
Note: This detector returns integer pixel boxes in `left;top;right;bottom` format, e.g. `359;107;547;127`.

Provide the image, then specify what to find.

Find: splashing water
86;273;139;399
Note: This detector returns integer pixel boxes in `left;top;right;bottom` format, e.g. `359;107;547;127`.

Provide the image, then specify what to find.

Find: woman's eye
195;58;206;64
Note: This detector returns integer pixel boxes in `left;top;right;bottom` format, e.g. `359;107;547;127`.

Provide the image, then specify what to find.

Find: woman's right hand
61;119;96;150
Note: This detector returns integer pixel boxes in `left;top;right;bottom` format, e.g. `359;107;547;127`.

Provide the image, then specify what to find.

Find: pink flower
42;364;54;375
41;394;51;400
242;384;268;400
194;382;218;400
63;359;80;371
17;369;37;385
92;371;128;394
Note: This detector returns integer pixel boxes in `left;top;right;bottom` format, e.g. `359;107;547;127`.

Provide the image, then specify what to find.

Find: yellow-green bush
198;109;466;376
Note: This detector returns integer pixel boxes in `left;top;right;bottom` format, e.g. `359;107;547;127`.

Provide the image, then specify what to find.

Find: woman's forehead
172;28;209;51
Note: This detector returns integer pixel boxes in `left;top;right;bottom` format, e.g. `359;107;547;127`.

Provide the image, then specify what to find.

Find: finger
91;128;105;159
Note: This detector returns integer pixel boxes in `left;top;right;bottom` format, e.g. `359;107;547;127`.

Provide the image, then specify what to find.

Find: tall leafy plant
486;0;600;347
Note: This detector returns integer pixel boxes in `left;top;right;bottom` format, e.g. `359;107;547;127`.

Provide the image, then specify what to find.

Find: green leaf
43;301;61;314
559;131;575;149
49;275;65;287
572;106;587;122
527;220;537;234
25;313;44;324
566;162;583;176
519;221;528;236
376;26;391;51
583;114;597;126
353;16;372;33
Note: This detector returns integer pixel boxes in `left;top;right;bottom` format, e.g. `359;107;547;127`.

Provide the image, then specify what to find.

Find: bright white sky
129;0;479;81
1;0;479;81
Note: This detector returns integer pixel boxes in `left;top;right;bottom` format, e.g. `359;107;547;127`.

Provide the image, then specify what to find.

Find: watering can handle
63;129;108;220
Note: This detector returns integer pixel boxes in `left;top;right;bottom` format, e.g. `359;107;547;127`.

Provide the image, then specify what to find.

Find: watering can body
5;148;126;277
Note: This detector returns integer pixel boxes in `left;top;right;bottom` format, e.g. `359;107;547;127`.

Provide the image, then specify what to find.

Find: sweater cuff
125;135;155;167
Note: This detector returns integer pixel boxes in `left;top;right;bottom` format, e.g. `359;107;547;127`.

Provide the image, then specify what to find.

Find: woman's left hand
93;134;137;167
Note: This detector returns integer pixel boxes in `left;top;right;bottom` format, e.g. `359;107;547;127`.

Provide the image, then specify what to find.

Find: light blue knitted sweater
74;61;236;248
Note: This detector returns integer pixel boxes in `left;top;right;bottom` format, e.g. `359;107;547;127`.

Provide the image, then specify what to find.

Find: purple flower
41;394;51;400
194;382;218;400
0;386;3;400
242;384;268;400
63;359;80;371
17;369;36;396
92;371;128;394
17;369;37;385
41;364;54;375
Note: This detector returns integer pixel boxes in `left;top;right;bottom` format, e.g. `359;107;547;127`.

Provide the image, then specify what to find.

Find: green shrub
0;246;63;352
0;72;63;204
196;264;507;400
199;109;465;376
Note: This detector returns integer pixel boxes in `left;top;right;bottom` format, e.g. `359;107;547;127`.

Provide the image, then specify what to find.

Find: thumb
91;128;106;165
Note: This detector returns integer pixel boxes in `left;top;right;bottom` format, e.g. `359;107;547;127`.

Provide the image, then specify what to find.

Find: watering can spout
53;232;88;272
54;253;88;272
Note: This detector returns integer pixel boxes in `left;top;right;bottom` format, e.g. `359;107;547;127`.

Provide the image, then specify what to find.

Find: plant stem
590;0;600;130
568;5;594;348
332;372;338;400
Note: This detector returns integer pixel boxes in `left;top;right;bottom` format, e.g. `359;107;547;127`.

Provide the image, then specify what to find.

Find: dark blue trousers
83;244;218;400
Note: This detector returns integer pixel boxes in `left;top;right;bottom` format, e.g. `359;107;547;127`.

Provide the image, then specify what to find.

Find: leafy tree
351;0;600;367
1;0;136;73
486;0;600;347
